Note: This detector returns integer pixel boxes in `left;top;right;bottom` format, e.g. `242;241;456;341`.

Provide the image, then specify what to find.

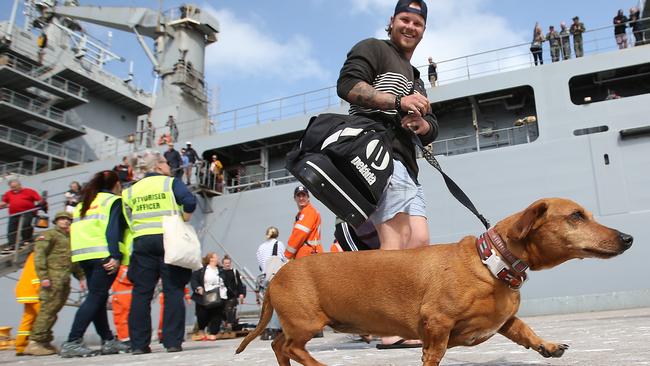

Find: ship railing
213;86;341;133
431;122;538;157
415;16;650;86
223;169;298;194
0;161;31;179
0;124;84;163
0;53;88;99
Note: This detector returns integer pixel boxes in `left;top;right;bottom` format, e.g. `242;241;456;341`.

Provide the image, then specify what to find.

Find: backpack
286;113;394;227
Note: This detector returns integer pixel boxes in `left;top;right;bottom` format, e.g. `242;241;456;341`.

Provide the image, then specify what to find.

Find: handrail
0;87;67;124
0;53;88;99
0;124;84;162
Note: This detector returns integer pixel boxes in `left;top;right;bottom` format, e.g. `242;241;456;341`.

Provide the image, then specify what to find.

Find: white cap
186;141;192;145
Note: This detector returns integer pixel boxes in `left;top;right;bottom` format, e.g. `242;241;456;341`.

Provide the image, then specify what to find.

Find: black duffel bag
286;114;394;227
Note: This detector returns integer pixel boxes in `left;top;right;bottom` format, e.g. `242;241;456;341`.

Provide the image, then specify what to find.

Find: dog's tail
236;289;274;354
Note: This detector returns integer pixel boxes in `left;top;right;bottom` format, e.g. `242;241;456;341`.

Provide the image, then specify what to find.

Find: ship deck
2;307;649;365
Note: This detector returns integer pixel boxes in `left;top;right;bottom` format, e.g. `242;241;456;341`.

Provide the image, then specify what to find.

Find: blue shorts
369;160;427;225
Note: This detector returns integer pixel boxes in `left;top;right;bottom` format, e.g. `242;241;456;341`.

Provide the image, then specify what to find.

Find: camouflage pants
574;37;584;57
550;46;560;62
30;281;70;343
561;43;571;60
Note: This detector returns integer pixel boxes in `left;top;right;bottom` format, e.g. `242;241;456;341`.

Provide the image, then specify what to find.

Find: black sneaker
59;339;100;358
166;346;182;353
101;338;131;354
132;346;152;355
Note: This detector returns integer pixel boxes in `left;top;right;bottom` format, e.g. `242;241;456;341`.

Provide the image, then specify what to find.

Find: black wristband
394;94;403;112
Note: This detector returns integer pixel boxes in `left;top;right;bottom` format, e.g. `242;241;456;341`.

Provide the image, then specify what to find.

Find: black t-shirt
222;268;237;299
613;15;628;35
337;38;438;182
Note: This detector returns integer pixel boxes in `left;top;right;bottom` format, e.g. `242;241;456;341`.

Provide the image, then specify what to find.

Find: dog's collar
486;228;529;274
476;230;528;290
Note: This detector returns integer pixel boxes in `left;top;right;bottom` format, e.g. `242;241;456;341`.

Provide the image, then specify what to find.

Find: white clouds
361;0;530;82
203;8;329;82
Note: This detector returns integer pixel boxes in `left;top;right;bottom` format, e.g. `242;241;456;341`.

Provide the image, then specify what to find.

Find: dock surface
3;307;649;365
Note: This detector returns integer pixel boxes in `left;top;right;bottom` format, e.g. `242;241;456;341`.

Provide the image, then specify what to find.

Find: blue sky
1;0;642;112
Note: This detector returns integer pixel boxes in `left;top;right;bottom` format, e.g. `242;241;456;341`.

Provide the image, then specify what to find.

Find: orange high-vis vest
285;203;322;259
16;253;40;304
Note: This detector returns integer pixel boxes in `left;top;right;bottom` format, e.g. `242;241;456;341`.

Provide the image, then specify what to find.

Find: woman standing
123;150;196;354
531;23;544;65
60;170;130;357
191;253;226;341
64;181;81;213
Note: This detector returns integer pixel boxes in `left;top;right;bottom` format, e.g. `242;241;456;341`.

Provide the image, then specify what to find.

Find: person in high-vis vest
61;170;131;358
284;186;323;260
110;228;134;344
124;150;196;355
14;252;40;356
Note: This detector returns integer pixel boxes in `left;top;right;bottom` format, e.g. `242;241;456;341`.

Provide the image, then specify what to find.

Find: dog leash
398;83;490;230
410;130;490;230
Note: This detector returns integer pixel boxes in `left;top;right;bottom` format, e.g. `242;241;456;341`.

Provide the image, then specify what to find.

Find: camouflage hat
53;211;72;223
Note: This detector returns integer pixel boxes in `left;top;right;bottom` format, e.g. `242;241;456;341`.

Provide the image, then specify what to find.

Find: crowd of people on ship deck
528;7;648;66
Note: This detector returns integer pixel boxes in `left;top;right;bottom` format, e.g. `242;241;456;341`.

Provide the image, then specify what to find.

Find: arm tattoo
348;81;392;110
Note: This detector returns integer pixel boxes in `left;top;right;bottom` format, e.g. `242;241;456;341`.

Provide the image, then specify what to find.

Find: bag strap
272;240;278;256
400;84;490;230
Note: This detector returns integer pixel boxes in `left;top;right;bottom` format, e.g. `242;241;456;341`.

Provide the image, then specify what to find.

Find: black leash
399;82;490;230
410;131;490;230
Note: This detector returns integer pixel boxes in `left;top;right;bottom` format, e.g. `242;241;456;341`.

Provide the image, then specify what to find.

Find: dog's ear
508;201;548;241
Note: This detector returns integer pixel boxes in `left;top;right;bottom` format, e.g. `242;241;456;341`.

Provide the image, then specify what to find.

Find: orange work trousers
15;302;40;353
111;266;133;340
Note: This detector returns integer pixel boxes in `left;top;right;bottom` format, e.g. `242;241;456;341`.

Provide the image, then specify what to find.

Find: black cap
394;0;427;23
573;16;579;20
294;185;309;196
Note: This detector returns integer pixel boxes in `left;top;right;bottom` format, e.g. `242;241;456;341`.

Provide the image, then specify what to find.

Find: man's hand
400;94;431;116
79;279;87;292
182;212;192;222
103;258;120;275
401;113;431;135
196;287;204;295
238;294;245;305
41;279;51;288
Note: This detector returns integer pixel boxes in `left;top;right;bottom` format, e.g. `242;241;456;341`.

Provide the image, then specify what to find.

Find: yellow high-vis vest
122;175;180;238
71;192;119;262
120;228;134;266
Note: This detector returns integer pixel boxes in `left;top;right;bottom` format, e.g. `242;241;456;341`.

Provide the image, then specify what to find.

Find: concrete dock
3;307;649;365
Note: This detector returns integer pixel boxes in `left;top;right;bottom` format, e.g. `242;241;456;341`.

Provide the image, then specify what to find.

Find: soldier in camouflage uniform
23;212;85;356
570;16;586;58
559;22;571;60
546;25;561;62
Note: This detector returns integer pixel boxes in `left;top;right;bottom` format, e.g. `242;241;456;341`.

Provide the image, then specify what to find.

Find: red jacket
2;188;41;214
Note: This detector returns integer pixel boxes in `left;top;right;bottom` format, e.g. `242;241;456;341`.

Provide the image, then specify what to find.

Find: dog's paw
538;343;569;358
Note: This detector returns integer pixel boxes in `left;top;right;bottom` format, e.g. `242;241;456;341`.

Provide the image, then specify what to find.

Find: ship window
569;63;650;105
573;125;609;136
430;85;539;157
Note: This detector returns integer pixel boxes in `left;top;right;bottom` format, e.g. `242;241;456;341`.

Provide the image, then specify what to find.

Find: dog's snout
618;231;633;249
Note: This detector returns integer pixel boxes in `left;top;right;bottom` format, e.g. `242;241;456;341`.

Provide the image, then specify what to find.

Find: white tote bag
162;198;202;270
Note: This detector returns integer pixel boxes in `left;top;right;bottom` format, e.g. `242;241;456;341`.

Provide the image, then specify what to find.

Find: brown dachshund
237;198;633;366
